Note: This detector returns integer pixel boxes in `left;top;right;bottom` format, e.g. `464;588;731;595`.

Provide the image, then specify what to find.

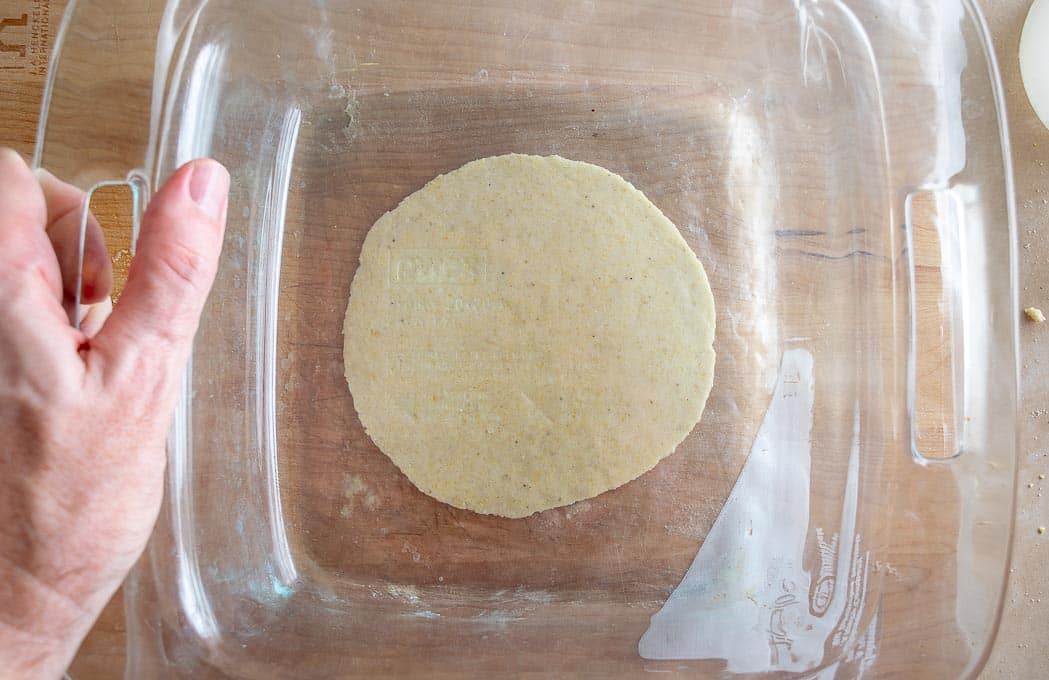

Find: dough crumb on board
1025;306;1046;322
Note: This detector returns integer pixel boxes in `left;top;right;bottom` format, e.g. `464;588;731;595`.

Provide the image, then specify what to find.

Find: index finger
0;148;62;303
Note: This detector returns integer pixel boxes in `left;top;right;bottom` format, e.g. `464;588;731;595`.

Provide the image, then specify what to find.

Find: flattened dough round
343;154;715;518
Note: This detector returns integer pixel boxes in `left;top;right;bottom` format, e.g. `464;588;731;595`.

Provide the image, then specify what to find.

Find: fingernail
188;160;229;220
81;258;97;297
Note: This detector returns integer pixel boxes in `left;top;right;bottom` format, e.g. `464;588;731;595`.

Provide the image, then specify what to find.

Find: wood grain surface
1;1;1048;678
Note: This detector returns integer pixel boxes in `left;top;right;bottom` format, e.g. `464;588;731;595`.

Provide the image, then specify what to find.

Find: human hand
0;149;228;679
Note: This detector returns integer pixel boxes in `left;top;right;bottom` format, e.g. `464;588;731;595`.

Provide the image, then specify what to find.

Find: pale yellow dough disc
343;154;715;518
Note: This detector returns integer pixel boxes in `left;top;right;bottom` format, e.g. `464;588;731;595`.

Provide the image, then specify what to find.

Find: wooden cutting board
1;1;1048;678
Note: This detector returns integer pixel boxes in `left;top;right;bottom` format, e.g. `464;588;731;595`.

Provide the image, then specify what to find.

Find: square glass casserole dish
37;0;1018;677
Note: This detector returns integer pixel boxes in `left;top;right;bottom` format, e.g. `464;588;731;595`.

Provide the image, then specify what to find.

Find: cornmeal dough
343;154;715;517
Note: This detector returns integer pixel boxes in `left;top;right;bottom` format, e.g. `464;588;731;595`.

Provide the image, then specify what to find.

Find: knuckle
100;333;184;402
153;239;212;292
0;246;61;295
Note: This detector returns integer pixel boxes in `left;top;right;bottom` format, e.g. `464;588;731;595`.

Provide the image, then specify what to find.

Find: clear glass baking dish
36;0;1018;677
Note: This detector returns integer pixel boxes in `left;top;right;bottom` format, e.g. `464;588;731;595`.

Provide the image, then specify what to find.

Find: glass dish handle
899;1;1018;672
904;187;967;463
33;0;156;325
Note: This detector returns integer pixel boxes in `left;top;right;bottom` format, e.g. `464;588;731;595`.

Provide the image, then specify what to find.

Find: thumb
93;159;228;371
